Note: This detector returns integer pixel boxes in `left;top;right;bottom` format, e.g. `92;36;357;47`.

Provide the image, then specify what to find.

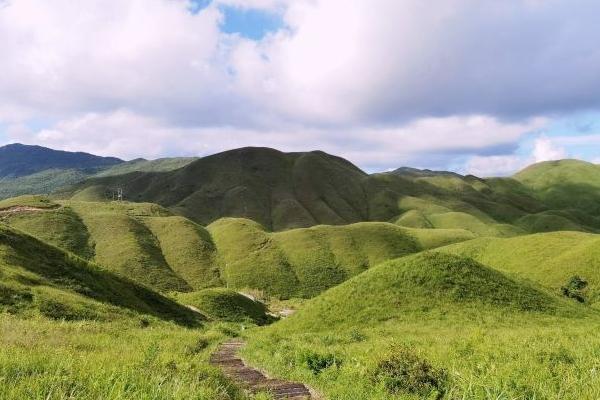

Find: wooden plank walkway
210;340;312;400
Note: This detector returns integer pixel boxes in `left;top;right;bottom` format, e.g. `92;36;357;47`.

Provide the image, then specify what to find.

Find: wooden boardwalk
210;340;312;400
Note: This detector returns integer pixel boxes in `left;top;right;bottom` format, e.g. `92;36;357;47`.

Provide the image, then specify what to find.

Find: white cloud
463;135;570;176
463;155;526;177
0;0;599;170
5;111;546;172
532;136;567;162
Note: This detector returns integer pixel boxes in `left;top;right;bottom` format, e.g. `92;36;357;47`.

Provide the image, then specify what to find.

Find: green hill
208;218;422;298
176;288;271;324
270;252;570;332
439;231;600;306
3;197;473;298
68;147;370;231
0;224;200;325
515;159;600;215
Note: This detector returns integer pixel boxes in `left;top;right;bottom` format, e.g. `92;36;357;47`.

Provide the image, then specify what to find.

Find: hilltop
66;147;599;235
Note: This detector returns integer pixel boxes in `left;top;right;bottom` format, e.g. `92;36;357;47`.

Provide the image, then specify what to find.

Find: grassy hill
0;224;200;325
68;147;371;231
243;252;597;399
176;288;271;324
515;159;600;215
268;252;572;331
0;196;475;297
65;148;600;237
208;218;427;298
438;231;600;306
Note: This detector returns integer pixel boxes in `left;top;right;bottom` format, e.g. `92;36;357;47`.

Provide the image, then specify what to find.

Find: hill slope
0;224;200;325
515;159;600;216
69;147;574;234
272;252;570;331
69;147;370;230
0;143;122;177
2;196;473;297
439;232;600;306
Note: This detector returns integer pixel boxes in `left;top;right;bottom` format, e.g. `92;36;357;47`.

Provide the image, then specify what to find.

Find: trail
210;340;313;399
0;206;59;216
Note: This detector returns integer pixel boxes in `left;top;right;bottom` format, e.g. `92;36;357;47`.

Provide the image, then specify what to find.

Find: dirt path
0;206;58;215
210;340;312;399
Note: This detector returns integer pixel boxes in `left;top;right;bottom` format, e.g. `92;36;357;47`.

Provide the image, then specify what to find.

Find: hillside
268;252;572;331
68;147;370;230
243;252;595;399
0;223;200;325
0;144;196;200
67;147;591;235
515;159;600;215
438;231;600;306
1;196;474;297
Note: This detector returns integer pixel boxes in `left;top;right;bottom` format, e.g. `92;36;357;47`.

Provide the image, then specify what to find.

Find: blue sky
1;0;600;176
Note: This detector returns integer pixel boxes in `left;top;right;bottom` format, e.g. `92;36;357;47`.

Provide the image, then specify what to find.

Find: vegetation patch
373;346;448;399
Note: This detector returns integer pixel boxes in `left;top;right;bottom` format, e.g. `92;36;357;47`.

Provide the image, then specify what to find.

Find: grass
438;231;600;306
0;224;201;325
176;288;273;325
0;195;58;209
143;216;221;290
208;218;422;298
241;252;599;399
4;206;94;258
0;314;260;400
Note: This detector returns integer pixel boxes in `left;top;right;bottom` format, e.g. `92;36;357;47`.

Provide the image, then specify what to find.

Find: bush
561;275;588;303
373;346;448;399
185;337;210;355
303;352;341;375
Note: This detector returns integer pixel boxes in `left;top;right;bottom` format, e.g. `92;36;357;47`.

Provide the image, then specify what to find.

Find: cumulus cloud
532;136;567;162
0;0;599;170
463;136;569;176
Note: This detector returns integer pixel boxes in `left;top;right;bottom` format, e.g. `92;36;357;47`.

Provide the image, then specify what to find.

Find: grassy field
0;314;264;400
242;252;600;399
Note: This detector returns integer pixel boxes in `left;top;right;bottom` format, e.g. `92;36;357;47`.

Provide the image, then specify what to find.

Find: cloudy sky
1;0;600;175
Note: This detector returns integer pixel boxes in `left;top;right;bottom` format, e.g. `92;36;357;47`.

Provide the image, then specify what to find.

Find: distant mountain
0;144;196;199
0;143;123;177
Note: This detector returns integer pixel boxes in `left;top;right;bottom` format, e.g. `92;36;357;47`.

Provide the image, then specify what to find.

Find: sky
1;0;600;175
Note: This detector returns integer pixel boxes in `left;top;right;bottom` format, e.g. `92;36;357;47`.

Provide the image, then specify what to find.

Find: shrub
373;346;448;399
185;337;210;355
303;352;341;375
0;284;33;314
561;275;588;302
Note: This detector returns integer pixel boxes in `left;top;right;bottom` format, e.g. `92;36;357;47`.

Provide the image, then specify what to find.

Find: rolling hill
66;146;595;235
0;223;201;325
438;231;600;306
0;196;474;298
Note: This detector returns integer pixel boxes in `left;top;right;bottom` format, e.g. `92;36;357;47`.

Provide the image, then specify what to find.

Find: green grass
0;195;58;209
0;315;259;400
144;216;221;290
208;218;423;298
241;252;598;399
68;202;191;292
0;224;201;325
176;288;272;325
438;231;600;306
4;206;94;258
